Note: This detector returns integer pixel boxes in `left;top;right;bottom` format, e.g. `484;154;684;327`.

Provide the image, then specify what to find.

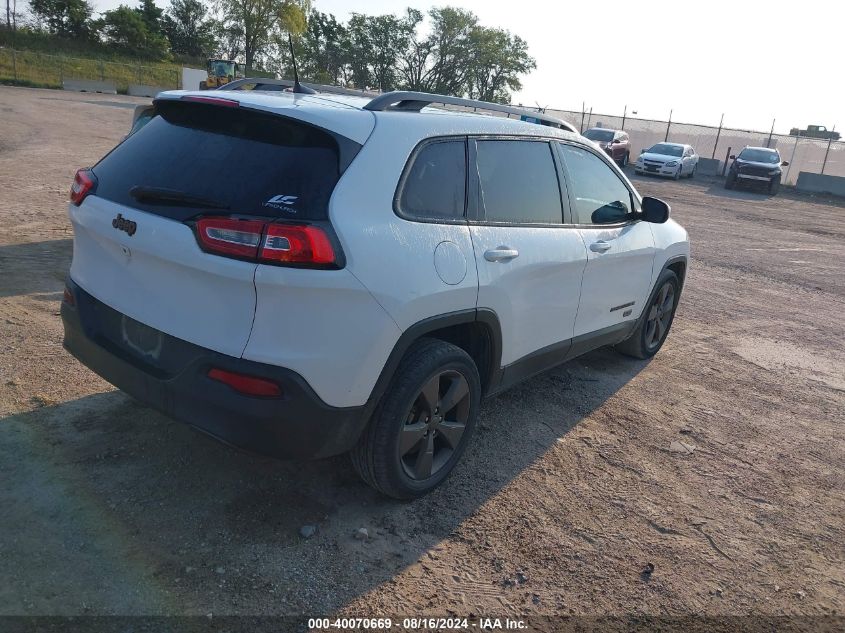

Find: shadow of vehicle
0;238;72;299
703;181;777;201
0;347;648;616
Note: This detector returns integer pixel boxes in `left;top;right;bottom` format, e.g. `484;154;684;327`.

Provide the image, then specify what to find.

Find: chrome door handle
590;241;612;253
484;247;519;262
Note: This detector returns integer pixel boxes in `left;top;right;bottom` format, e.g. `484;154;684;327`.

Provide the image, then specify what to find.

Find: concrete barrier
62;79;117;94
795;172;845;197
696;157;722;176
127;84;170;98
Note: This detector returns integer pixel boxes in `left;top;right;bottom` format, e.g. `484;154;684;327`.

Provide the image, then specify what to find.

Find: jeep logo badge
112;213;137;236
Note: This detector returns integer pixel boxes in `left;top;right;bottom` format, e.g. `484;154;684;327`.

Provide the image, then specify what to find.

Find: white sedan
634;142;699;179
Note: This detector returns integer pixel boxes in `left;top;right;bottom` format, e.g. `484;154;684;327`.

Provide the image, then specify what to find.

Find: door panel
471;225;586;365
555;141;657;337
468;138;587;366
574;222;655;336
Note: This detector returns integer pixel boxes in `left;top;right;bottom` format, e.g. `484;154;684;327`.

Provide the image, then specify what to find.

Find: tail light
208;368;282;397
193;216;340;268
70;169;96;206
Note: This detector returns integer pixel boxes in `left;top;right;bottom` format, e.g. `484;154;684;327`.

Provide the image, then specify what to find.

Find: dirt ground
1;86;843;626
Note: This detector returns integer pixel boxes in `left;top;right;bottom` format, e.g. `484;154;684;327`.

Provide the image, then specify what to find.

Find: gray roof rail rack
364;91;577;133
219;78;378;97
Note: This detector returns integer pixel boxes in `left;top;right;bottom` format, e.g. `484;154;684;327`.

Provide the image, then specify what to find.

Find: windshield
212;61;235;77
738;149;779;163
583;129;614;142
646;143;683;157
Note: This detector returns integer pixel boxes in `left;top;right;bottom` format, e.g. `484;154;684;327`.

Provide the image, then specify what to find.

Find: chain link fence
0;48;182;92
545;108;843;186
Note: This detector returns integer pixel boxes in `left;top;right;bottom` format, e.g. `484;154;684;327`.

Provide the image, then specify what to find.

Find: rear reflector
208;368;282;397
62;287;75;306
192;216;338;268
70;169;96;206
180;96;239;108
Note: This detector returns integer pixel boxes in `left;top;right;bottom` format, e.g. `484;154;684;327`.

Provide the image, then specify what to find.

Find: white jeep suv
62;87;689;498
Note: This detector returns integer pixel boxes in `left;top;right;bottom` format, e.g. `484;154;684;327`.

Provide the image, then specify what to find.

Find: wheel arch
363;309;503;419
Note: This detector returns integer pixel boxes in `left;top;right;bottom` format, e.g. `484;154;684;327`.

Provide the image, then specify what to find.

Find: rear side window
397;140;466;220
93;101;358;221
558;144;634;225
476;140;563;224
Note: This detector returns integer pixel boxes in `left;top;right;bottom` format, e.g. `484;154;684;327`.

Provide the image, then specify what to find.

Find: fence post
712;113;724;159
580;101;585;133
98;61;104;81
784;134;800;184
721;147;731;177
621;104;627;131
58;57;63;84
820;128;834;175
587;106;592;129
664;109;672;142
12;48;17;81
766;118;775;148
137;64;142;84
175;68;180;89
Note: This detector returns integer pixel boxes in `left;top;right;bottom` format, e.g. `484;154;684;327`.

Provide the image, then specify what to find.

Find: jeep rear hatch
68;99;362;359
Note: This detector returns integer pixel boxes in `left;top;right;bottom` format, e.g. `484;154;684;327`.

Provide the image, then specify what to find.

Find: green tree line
4;0;535;102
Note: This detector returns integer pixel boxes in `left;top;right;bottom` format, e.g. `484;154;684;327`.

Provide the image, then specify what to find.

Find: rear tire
616;269;680;360
350;338;481;499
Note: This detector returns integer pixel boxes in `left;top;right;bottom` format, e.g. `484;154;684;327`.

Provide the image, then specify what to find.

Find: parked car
725;146;788;195
634;142;699;179
582;127;631;166
62;87;689;499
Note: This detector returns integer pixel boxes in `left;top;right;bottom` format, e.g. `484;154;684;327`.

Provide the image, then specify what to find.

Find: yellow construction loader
199;59;242;90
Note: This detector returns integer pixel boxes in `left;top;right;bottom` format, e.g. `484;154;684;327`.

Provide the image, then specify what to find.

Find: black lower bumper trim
61;279;367;460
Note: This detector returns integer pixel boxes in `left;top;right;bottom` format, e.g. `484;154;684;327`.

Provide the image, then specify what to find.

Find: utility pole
621;105;627;131
712;113;724;159
580;101;585;133
767;118;775;148
665;109;672;141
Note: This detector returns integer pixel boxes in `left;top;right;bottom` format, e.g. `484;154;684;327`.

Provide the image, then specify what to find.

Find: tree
100;4;169;57
297;9;347;84
134;0;163;36
28;0;95;38
217;0;308;70
162;0;217;57
467;28;535;103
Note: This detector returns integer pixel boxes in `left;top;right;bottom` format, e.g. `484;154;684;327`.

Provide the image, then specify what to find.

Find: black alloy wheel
644;281;676;352
399;370;470;480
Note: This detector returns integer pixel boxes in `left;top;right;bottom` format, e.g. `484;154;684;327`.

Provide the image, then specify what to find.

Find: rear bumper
61;279;368;460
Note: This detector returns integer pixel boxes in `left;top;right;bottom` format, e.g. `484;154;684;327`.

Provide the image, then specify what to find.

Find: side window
476;140;563;224
398;140;466;220
558;144;634;225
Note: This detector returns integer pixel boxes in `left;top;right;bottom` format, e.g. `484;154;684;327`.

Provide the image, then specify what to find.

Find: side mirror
641;197;670;224
781;161;789;166
729;154;736;160
640;149;646;154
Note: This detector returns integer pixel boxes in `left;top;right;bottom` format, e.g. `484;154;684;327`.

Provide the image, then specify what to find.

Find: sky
86;0;844;133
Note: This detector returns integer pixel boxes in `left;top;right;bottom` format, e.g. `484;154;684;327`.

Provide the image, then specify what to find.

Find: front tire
725;173;736;189
351;338;481;499
616;269;680;360
769;176;781;195
673;165;682;180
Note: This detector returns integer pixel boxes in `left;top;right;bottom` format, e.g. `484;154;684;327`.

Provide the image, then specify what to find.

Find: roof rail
218;77;378;98
364;91;578;133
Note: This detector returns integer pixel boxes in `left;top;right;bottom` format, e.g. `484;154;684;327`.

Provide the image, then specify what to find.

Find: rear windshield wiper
129;186;230;210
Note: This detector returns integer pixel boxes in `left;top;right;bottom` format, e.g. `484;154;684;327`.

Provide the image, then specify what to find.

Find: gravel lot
1;87;843;625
